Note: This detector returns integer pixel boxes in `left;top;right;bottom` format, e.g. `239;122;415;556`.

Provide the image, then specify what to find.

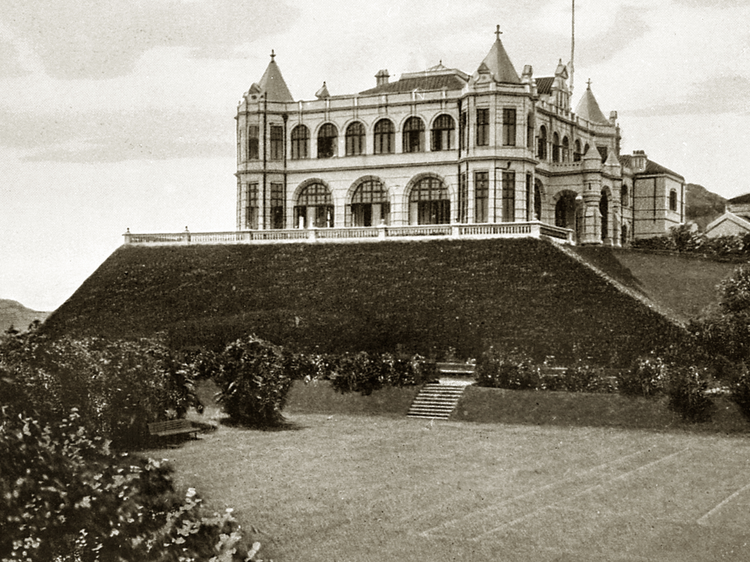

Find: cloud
0;106;234;162
2;0;299;80
625;74;750;117
576;6;650;66
671;0;746;7
0;37;30;78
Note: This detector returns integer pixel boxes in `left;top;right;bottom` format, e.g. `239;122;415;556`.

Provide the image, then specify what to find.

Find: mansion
234;31;685;246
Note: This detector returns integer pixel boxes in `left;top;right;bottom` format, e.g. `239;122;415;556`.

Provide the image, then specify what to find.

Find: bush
665;364;715;423
617;355;667;397
328;352;436;395
475;348;541;390
728;363;750;423
214;335;298;427
560;363;617;394
0;408;258;562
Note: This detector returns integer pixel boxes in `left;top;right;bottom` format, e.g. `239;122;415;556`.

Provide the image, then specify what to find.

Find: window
503;108;516;146
248;125;259;160
296;183;333;228
597;145;608;162
373;119;394;154
345;122;365;156
502;171;515;222
291;125;309;160
600;191;609;241
562;137;569;162
476;108;489;146
350;180;389;226
458;172;468;223
431;114;455;151
409;176;450;225
317;123;337;158
573;139;582;162
459;111;468;151
270;183;284;229
245;182;258;229
525;173;532;221
475;171;489;223
621;184;629;207
669;189;677;212
552;132;560;163
403;117;425;152
526;113;534;149
270;125;284;160
534;180;542;220
537;126;547;160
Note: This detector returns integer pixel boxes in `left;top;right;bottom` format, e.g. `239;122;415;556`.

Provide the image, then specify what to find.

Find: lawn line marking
469;447;690;541
697;481;750;526
416;446;668;538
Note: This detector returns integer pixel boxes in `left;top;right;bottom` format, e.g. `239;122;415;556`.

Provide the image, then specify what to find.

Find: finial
495;25;502;40
587;78;592;89
270;49;276;61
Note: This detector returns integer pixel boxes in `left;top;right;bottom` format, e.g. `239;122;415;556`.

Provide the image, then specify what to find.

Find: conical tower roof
575;81;609;124
257;51;294;102
479;28;521;84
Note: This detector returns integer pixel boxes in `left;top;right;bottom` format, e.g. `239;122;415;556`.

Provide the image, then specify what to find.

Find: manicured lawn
150;412;750;562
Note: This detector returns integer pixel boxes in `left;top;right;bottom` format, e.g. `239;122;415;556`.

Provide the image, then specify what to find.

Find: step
407;383;467;420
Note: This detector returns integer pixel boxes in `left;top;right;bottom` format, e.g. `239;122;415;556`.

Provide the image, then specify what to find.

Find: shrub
0;408;258;562
560;363;617;394
328;352;436;395
214;335;298;427
475;348;541;390
617;355;667;397
728;363;750;423
665;364;715;423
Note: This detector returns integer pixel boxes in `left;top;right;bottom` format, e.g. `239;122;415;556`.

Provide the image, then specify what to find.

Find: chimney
376;69;390;87
632;150;647;172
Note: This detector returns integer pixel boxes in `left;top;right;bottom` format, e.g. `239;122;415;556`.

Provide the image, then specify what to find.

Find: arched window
350;180;390;226
374;119;394;154
552;132;561;163
317;123;337;158
562;136;570;162
669;189;677;212
431;114;455;151
295;183;334;228
573;139;582;162
600;191;609;242
403;117;425;153
534;180;543;221
537;126;547;160
291;125;309;160
345;122;365;156
621;184;629;207
409;176;450;224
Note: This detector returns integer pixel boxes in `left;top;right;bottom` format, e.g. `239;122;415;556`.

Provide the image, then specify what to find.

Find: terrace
122;221;574;246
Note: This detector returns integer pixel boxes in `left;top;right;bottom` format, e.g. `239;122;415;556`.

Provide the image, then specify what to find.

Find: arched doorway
600;191;609;242
295;182;334;228
534;179;543;221
555;191;578;230
408;176;450;225
350;179;390;226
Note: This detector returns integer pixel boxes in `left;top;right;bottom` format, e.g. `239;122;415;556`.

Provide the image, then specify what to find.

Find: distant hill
686;183;726;231
0;299;49;333
43;239;685;366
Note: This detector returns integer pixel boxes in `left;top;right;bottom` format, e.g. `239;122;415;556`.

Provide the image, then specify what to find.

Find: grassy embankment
44;238;687;365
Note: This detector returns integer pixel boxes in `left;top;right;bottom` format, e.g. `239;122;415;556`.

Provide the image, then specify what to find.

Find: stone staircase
407;381;468;420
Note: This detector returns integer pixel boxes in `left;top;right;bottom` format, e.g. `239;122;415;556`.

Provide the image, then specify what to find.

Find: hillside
0;299;49;333
43;238;685;366
687;183;726;230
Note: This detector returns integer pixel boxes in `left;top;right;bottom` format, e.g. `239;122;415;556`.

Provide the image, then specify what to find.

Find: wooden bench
148;419;199;440
435;362;476;376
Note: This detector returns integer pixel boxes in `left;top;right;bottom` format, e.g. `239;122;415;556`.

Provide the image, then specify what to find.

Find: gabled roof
575;82;609;124
478;37;520;84
705;212;750;237
256;54;294;102
536;76;554;95
359;68;468;95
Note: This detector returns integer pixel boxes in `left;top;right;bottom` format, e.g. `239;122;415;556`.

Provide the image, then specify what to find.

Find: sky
1;0;749;312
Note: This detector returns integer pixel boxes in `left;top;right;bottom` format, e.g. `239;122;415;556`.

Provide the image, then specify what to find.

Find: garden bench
148;419;199;440
435;362;476;377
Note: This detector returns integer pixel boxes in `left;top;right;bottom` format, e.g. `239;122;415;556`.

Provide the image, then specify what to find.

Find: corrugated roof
359;72;467;95
257;56;294;102
536;76;554;95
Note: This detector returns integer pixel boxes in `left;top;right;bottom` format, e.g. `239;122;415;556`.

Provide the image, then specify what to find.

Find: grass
152;410;750;562
43;238;684;365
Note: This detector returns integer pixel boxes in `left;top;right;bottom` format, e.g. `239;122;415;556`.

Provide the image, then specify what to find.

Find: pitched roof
478;37;520;84
575;82;609;124
536;76;554;95
619;155;685;180
257;55;294;102
359;69;468;95
729;193;750;205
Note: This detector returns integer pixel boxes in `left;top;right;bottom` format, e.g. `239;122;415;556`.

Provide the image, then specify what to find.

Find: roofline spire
270;49;275;61
495;25;502;41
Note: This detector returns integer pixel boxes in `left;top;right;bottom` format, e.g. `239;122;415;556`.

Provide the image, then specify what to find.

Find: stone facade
235;34;685;245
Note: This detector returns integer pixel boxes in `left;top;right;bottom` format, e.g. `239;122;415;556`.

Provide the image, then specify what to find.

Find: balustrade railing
123;221;573;246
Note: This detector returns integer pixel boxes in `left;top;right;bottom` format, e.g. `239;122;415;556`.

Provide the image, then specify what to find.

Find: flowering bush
0;408;260;562
617;355;667;397
475;348;542;390
327;351;436;395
